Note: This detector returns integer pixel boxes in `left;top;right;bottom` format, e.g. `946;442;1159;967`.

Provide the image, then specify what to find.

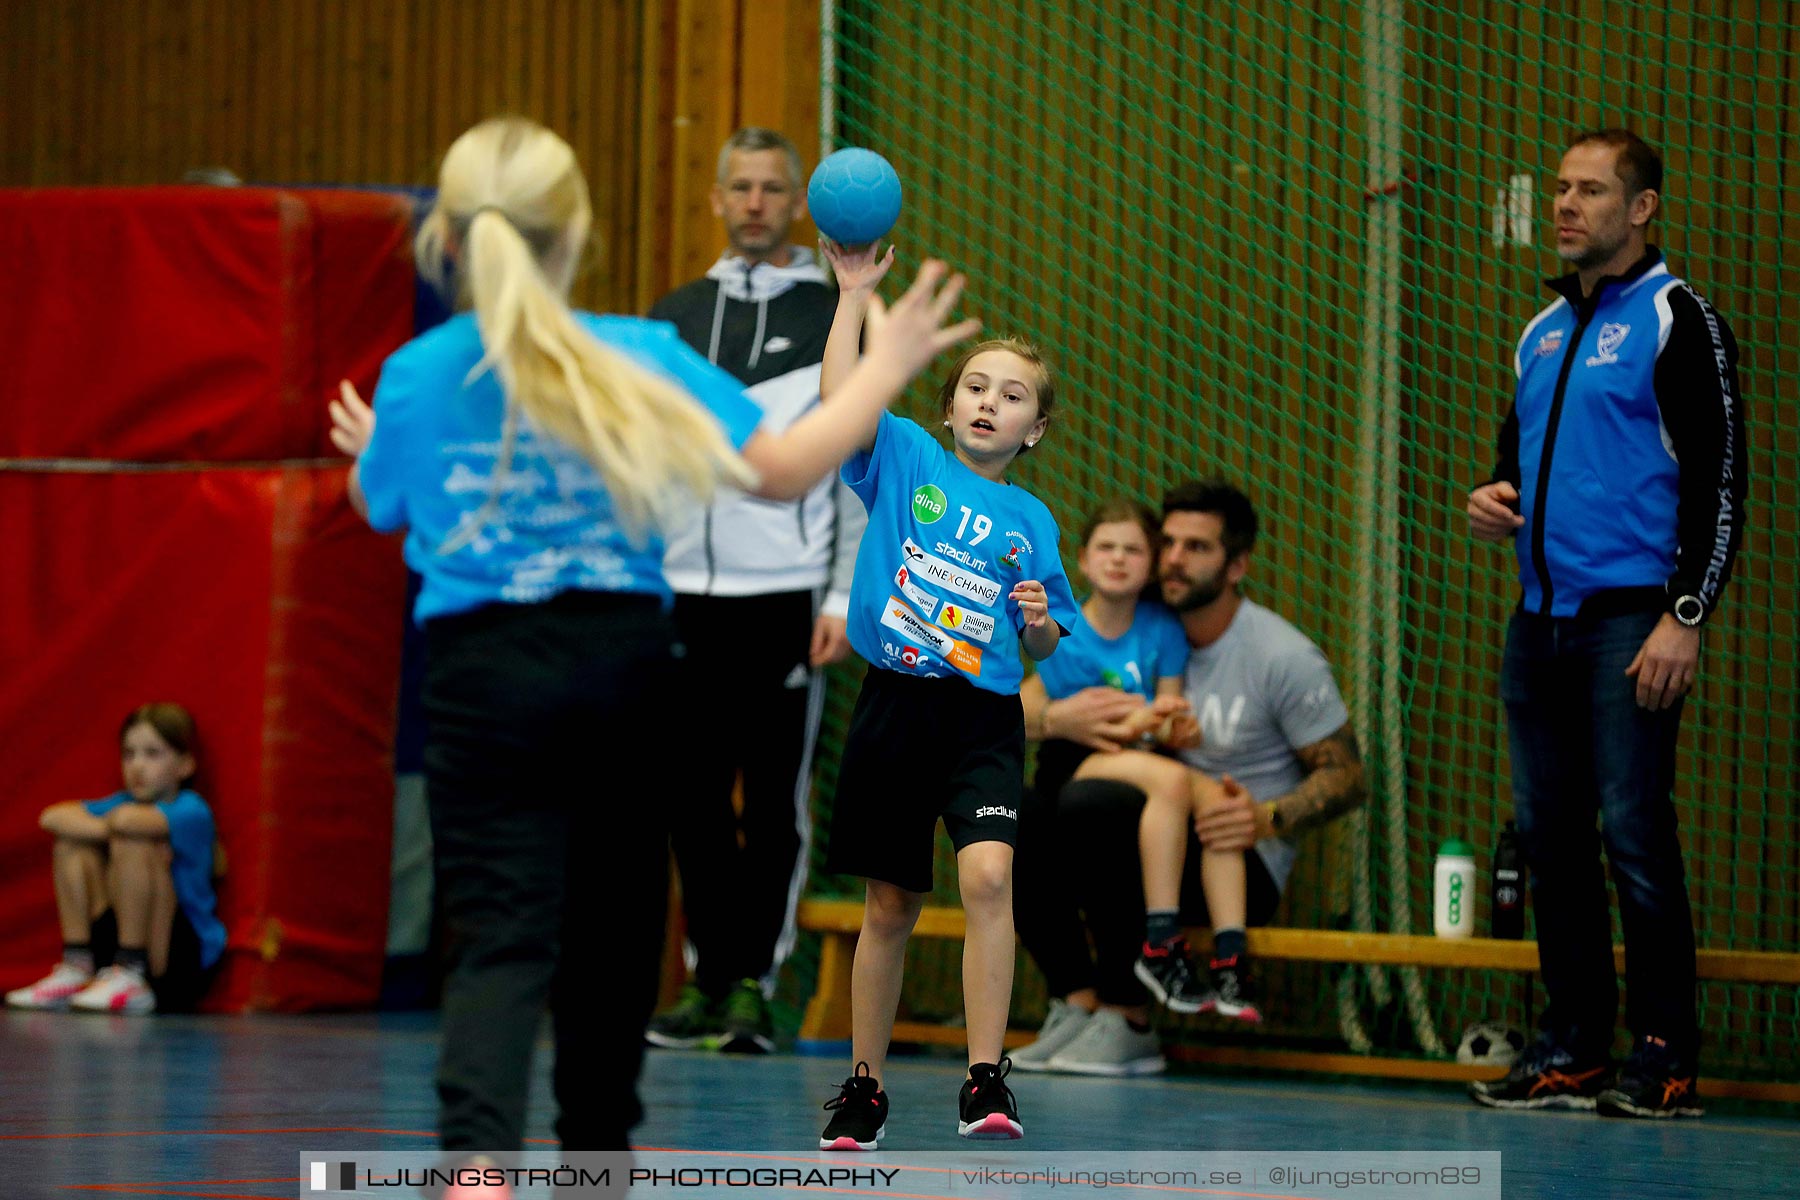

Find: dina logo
911;484;948;524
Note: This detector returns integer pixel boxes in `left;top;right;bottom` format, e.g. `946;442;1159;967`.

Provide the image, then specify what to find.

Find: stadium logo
974;805;1017;820
1534;328;1564;358
903;539;1002;607
1586;322;1630;367
911;484;948;524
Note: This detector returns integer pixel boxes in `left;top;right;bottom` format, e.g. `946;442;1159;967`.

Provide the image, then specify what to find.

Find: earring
943;420;952;428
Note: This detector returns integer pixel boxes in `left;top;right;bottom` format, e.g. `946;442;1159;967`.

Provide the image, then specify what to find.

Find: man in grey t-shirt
1177;595;1351;894
1015;480;1365;1075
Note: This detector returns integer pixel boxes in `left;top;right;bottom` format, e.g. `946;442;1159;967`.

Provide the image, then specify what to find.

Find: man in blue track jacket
1466;129;1746;1120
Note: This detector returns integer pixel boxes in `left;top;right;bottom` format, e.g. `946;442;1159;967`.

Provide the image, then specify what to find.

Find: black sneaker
644;984;722;1049
1597;1036;1703;1119
1132;938;1211;1014
718;978;775;1055
1468;1037;1611;1111
820;1062;888;1150
957;1058;1023;1140
1202;954;1263;1024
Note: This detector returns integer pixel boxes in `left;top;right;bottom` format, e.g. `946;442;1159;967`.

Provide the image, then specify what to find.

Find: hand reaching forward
859;259;982;387
329;380;375;458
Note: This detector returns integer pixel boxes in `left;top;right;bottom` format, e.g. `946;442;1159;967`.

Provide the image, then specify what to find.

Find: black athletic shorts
825;666;1025;893
90;908;217;1013
1031;736;1094;802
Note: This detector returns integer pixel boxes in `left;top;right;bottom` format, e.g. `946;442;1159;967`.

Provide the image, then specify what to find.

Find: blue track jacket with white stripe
1488;248;1747;622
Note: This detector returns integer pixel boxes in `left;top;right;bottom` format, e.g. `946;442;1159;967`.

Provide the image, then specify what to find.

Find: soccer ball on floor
1456;1021;1527;1067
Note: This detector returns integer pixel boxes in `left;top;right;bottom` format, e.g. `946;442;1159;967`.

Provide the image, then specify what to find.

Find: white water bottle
1434;839;1477;938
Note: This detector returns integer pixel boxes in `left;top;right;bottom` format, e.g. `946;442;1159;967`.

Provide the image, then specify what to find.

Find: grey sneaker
1010;999;1095;1073
1043;1009;1166;1077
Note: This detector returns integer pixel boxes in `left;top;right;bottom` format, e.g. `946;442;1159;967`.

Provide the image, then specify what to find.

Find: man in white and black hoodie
645;128;865;1054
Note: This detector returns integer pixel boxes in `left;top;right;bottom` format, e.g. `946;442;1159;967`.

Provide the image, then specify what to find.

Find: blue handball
807;148;903;246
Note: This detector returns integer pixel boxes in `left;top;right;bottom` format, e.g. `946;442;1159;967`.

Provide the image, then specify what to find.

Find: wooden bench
794;897;1800;1102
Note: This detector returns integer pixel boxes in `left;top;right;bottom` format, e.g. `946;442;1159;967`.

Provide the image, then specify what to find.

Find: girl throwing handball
814;240;1079;1149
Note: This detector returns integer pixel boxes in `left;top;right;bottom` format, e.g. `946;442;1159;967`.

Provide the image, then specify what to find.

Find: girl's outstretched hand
861;259;981;384
329;380;375;457
820;238;896;295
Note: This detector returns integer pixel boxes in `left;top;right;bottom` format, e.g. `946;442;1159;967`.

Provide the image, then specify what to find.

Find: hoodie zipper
700;281;731;593
1530;299;1597;617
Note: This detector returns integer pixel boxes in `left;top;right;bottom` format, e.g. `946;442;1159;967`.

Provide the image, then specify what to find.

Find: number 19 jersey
841;413;1079;696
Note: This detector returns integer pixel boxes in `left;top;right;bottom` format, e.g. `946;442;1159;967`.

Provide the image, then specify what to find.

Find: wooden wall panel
631;0;822;310
1;0;821;314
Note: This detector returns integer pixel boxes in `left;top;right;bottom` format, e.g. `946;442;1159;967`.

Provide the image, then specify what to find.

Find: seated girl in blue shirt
1023;502;1260;1022
6;703;225;1015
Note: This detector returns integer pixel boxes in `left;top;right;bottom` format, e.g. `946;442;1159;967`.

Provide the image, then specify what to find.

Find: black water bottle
1491;820;1526;940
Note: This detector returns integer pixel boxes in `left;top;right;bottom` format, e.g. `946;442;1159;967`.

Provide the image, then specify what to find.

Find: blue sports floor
0;1011;1792;1199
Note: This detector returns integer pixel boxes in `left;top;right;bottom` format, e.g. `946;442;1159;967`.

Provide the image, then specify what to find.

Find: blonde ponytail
421;117;756;545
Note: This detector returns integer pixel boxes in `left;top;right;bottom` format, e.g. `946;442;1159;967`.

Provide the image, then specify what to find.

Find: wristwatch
1672;595;1706;628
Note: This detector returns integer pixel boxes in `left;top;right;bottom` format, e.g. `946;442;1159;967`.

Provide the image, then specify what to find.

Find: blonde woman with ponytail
328;117;976;1185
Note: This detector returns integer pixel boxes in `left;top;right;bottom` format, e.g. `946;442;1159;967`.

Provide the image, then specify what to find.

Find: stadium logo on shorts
912;484;948;524
974;805;1017;820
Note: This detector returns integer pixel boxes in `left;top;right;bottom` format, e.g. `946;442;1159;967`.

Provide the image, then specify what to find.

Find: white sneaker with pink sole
68;965;157;1014
5;962;95;1010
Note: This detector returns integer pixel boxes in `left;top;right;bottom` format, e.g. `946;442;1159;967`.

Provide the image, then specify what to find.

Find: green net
781;0;1799;1083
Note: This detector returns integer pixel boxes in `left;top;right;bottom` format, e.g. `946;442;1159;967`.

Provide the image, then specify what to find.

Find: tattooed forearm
1269;724;1366;836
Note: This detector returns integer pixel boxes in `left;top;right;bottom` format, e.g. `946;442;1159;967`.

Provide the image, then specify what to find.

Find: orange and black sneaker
1468;1038;1610;1111
1597;1036;1703;1119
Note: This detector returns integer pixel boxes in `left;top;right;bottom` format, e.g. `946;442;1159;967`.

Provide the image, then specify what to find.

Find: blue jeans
1501;607;1698;1063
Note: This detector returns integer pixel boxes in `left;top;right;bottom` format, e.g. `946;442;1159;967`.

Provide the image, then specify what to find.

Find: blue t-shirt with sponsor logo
841;412;1079;696
84;789;226;970
1033;599;1190;702
357;312;764;623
